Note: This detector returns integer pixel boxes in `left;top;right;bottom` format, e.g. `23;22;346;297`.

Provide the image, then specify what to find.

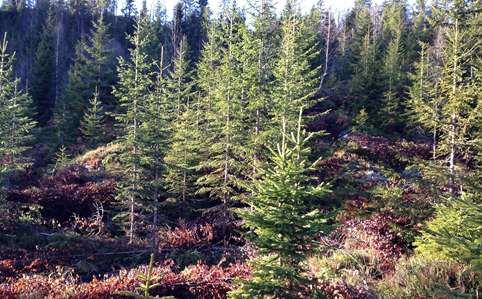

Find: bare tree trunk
449;113;456;196
129;195;135;243
448;20;458;196
171;15;180;58
182;170;187;202
130;111;137;244
222;168;229;248
153;161;159;224
113;0;117;27
253;108;260;176
128;33;141;245
320;10;331;89
432;102;438;160
221;14;235;249
153;46;164;231
152;165;159;251
252;18;264;177
25;2;35;90
54;12;62;108
223;98;230;249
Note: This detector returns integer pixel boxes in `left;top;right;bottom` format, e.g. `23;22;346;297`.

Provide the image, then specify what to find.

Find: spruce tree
347;0;381;121
196;5;250;237
412;0;481;275
80;87;106;148
443;16;479;193
234;26;266;176
196;22;222;110
409;1;479;194
406;0;431;66
302;6;323;75
164;39;199;203
229;113;330;299
31;7;56;126
137;6;163;63
143;46;170;224
52;144;71;173
348;0;374;74
415;192;481;271
0;34;36;184
334;15;351;82
179;0;209;62
152;0;168;52
164;102;203;203
191;22;222;191
243;0;278;176
87;13;117;104
122;0;137;18
167;37;194;117
431;16;478;193
54;13;116;144
113;16;154;243
300;2;335;89
408;42;439;159
54;38;88;145
270;5;318;142
380;1;406;132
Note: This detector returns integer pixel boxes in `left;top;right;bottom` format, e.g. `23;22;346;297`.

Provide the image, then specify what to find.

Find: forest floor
0;132;476;298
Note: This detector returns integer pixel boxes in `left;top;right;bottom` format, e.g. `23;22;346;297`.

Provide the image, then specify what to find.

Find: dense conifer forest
0;0;480;297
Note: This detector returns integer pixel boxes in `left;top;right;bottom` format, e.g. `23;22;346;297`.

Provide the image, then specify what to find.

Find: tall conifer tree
437;18;479;194
243;0;278;175
0;34;36;185
54;14;116;144
167;37;194;117
80;87;106;148
196;4;250;237
347;0;381;121
164;102;203;203
270;3;318;142
164;39;199;203
31;8;56;126
381;1;406;131
229;112;330;299
143;46;170;223
419;4;479;193
409;42;440;158
113;16;154;243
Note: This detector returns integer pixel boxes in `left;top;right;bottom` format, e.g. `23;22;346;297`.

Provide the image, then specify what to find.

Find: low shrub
337;213;411;269
158;222;214;250
308;248;381;298
377;255;480;298
346;133;431;169
414;192;481;270
74;144;123;172
6;165;116;222
0;260;250;299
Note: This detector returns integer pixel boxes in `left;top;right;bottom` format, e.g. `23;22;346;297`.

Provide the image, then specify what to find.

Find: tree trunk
129;194;135;244
449;113;456;196
182;170;187;203
320;10;331;89
253;108;260;176
448;20;458;196
54;12;62;108
129;34;141;244
223;99;230;248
